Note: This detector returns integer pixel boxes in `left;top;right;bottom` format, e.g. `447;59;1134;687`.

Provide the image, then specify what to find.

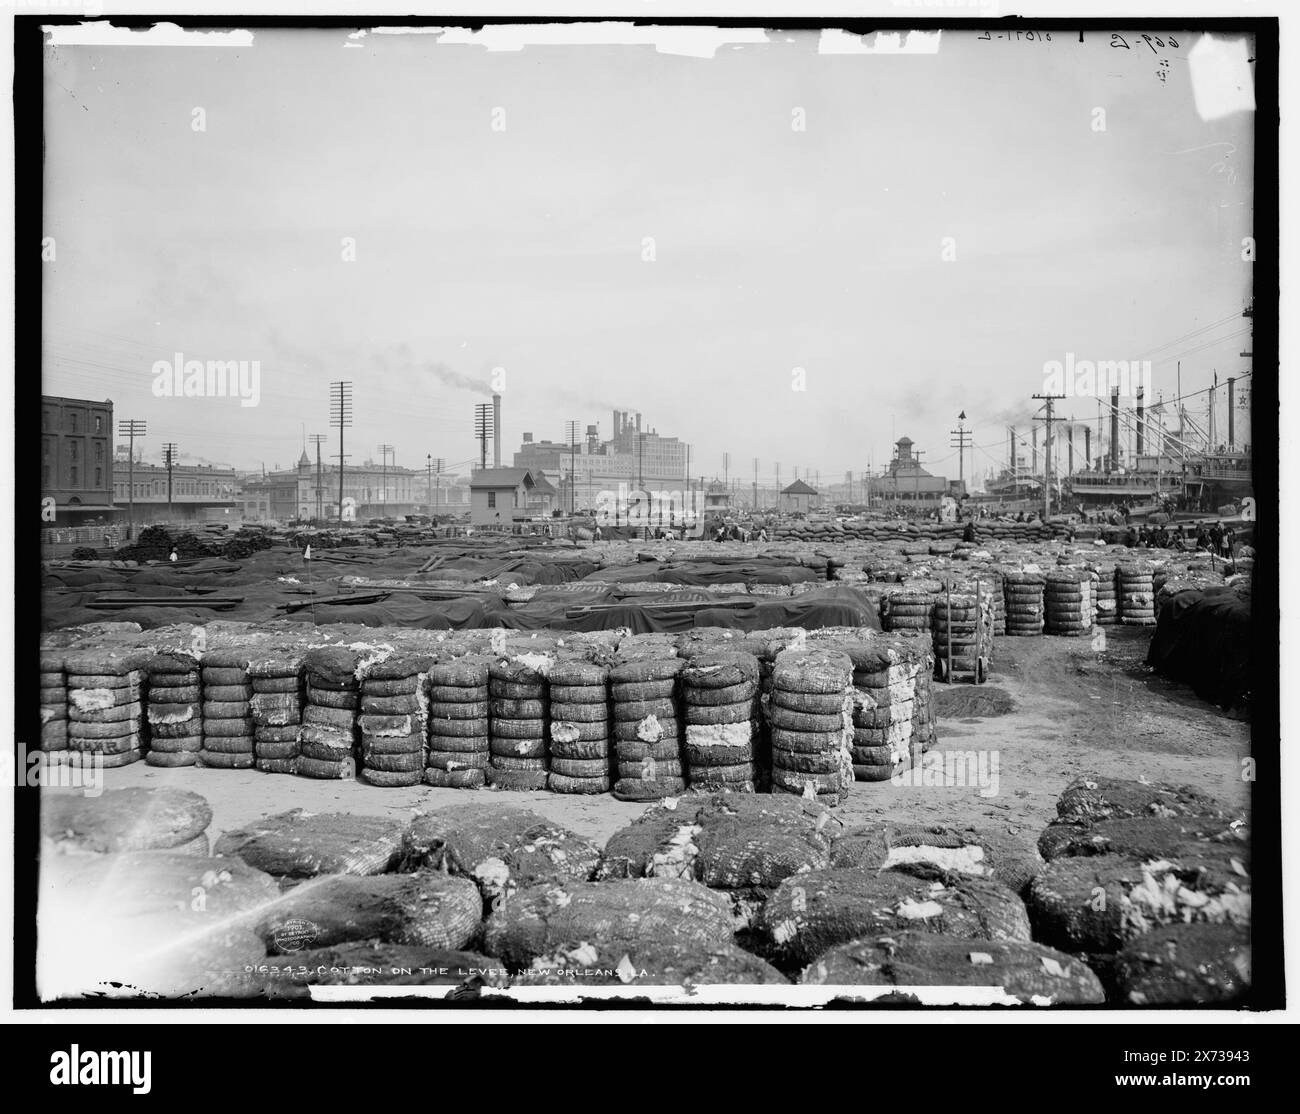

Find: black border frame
14;11;1282;1014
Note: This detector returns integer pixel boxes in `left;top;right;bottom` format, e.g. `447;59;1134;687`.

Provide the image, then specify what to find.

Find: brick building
40;395;116;526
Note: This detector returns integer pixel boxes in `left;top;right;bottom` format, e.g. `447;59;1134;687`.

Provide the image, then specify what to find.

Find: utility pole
376;444;394;513
1033;393;1066;519
309;434;327;523
162;442;178;521
118;419;146;540
430;456;445;515
949;412;970;494
473;403;492;470
330;381;353;526
564;420;580;515
753;457;759;512
722;452;729;494
911;450;925;507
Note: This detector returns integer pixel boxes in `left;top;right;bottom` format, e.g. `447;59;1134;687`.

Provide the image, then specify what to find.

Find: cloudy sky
42;26;1254;485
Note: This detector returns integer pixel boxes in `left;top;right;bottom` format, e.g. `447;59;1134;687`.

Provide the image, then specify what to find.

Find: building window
95;467;103;487
95;443;104;462
95;416;103;433
69;442;78;461
70;466;78;486
69;413;78;433
487;491;496;508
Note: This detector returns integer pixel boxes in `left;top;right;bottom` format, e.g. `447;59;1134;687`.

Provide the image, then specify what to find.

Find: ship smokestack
1110;387;1120;471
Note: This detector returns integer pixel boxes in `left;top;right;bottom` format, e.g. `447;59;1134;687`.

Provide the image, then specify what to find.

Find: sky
41;25;1255;486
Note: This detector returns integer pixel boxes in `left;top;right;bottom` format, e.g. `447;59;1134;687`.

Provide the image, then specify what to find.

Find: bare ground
61;627;1251;849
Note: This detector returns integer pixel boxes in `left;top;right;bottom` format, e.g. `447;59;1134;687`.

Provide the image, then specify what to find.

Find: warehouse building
468;468;557;528
40;395;116;526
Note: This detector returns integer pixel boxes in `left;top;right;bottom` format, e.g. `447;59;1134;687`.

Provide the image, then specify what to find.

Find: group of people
1121;520;1238;557
713;523;767;543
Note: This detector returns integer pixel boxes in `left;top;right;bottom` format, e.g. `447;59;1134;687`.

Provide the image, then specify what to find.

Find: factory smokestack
1067;426;1074;476
1008;426;1016;472
612;410;622;439
492;393;502;468
1084;426;1091;469
635;411;642;434
1110;387;1120;471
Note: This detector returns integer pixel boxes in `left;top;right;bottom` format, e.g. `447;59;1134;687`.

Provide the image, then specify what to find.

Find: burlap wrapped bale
213;809;406;877
757;864;1032;969
1026;842;1251;954
610;656;684;801
1037;814;1247;863
546;659;611;794
487;658;551;789
249;652;304;774
42;787;213;854
799;932;1104;1004
514;937;788;986
831;822;1042;896
297;648;360;778
681;651;761;792
769;648;854;801
255;871;482;954
402;804;600;902
39;650;70;752
1111;922;1251;1005
1053;775;1231;824
483;877;736;970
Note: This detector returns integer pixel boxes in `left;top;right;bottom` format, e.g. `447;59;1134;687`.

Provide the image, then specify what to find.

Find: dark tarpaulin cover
1145;586;1252;709
586;559;821;587
43;581;880;635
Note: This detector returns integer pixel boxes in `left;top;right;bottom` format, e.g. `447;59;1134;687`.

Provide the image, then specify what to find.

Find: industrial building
240;452;422;523
513;408;688;511
40;395;116;526
111;461;239;527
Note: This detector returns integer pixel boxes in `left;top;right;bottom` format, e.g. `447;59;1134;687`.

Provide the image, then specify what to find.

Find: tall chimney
1083;426;1091;469
635;412;642;434
612;410;621;439
1135;387;1145;456
492;393;502;467
1009;426;1015;472
1067;426;1074;476
1110;387;1120;471
1227;377;1236;450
